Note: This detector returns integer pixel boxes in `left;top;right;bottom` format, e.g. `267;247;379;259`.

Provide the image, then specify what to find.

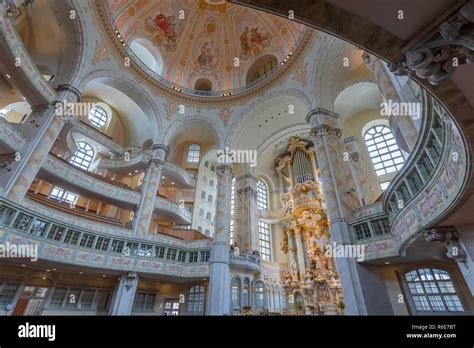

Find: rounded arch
129;36;164;75
245;54;278;84
194;78;213;92
78;70;163;145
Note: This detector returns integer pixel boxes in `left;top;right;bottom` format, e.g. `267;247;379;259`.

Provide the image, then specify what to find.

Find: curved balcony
154;196;192;225
0;5;56;105
97;150;150;173
0;118;26;152
73;121;125;155
162;162;196;188
40;154;140;209
229;251;261;273
0;198;211;277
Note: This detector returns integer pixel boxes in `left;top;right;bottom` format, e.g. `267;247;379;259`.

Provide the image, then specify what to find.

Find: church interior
0;0;474;317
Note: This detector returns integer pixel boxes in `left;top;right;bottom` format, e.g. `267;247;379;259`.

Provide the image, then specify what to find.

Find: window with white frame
49;187;78;205
88;105;108;128
257;179;271;260
187;144;200;163
187;285;205;315
364;125;404;176
70;141;94;170
404;268;464;313
231;278;241;309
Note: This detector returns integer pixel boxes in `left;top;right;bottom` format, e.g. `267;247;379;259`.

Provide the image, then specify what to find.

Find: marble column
132;144;168;238
294;232;306;279
207;164;233;315
235;174;258;252
344;137;378;205
108;272;139;315
306;108;367;315
2;87;80;203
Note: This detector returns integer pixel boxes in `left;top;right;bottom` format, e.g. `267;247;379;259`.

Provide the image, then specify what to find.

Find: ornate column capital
424;227;467;263
305;108;339;128
216;164;233;177
389;0;474;84
310;124;343;139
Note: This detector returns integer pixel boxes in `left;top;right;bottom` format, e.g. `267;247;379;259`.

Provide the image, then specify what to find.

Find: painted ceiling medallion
108;0;305;92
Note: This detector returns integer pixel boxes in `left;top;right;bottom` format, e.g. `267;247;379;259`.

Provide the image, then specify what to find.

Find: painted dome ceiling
108;0;307;93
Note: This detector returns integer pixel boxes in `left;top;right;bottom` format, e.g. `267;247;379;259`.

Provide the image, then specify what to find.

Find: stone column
132;144;168;238
344;137;378;205
235;174;258;252
2;87;80;203
207;164;233;315
294;232;306;278
108;272;139;315
306;108;367;315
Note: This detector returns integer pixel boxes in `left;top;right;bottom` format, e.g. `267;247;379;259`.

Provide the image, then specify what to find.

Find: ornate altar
275;137;344;315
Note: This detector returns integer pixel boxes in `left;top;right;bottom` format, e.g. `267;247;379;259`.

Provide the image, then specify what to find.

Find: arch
129;37;164;75
246;54;278;84
254;281;265;311
206;212;211;220
69;141;95;170
78;70;162;145
0;101;31;123
231;276;242;311
402;267;464;313
242;278;251;306
194;78;213;92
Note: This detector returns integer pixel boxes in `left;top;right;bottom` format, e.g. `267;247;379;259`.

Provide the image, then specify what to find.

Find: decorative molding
424;227;467;263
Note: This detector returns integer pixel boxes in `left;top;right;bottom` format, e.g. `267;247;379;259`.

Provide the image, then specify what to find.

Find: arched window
257;179;271;260
257;179;269;210
187;144;200;163
187;285;205;315
231;278;241;310
404;268;464;313
364;125;404;177
205;229;210;236
246;55;278;84
201;191;206;199
203;175;208;183
206;212;211;220
230;177;236;245
209;179;214;187
194;78;212;92
70;142;94;170
204;161;209;168
199;209;204;218
88;105;108;128
208;195;213;203
198;226;202;232
242;278;250;306
255;281;264;310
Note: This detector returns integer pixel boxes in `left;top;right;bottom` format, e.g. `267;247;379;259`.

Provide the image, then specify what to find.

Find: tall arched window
187;144;200;163
206;212;211;220
208;195;213;203
364;125;404;177
231;278;241;311
88;105;108;128
242;278;250;306
255;281;265;311
199;209;204;218
257;179;271;260
230;177;235;245
404;268;464;313
70;142;94;170
187;285;205;315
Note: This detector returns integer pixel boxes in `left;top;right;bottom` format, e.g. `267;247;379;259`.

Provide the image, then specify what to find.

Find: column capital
424;227;467;263
216;164;233;177
310;124;343;139
305;108;339;128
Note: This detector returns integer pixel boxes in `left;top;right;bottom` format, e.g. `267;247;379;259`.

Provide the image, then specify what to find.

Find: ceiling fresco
108;0;306;91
